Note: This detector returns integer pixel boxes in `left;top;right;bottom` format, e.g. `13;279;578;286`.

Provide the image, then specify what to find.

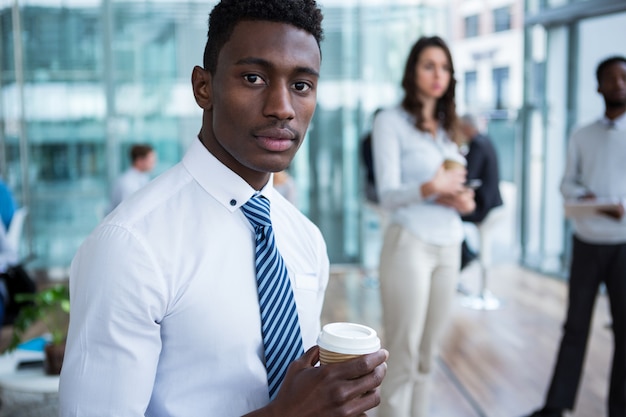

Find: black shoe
524;407;563;417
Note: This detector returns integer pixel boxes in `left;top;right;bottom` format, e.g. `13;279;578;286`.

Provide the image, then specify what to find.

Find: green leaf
8;284;70;351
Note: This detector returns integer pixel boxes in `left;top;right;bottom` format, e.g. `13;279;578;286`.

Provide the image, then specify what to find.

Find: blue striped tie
242;195;304;400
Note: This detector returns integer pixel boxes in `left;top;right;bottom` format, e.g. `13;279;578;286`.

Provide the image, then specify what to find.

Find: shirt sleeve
560;131;588;199
462;137;503;223
462;142;489;222
59;224;167;416
372;110;425;210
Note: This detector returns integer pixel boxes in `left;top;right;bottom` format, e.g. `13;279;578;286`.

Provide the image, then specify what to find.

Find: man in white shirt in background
524;56;626;417
107;143;156;212
59;0;387;416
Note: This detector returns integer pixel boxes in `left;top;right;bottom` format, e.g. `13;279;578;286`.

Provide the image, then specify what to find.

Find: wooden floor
322;261;612;417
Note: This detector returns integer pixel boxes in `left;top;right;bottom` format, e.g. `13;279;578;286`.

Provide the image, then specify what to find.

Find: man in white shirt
107;144;156;212
59;1;387;416
524;56;626;417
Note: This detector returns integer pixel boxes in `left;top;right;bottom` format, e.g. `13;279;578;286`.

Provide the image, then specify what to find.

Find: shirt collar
182;137;276;212
602;112;626;130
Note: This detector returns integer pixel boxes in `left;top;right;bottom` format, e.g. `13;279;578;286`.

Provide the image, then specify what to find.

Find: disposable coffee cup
443;158;465;171
317;322;381;365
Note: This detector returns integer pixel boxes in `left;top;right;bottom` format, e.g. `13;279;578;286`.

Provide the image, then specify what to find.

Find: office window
465;70;478;105
492;67;510;109
493;6;511;32
1;2;451;269
464;15;479;38
532;61;546;107
22;8;100;81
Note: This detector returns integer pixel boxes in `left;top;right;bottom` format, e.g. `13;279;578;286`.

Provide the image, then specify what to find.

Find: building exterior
450;0;524;119
449;0;525;187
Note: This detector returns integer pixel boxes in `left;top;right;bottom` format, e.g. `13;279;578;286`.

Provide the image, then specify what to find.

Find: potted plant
9;284;70;375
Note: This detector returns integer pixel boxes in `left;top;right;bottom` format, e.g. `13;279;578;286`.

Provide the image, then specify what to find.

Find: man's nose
264;84;295;120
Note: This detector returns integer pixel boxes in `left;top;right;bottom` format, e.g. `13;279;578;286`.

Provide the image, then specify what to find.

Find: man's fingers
357;362;386;398
321;349;387;382
302;345;320;367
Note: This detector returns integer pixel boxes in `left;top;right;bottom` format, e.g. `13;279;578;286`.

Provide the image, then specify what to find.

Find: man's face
458;121;473;140
137;151;156;173
598;61;626;108
196;20;320;188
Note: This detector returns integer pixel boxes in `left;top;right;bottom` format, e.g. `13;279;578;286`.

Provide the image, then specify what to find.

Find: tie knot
242;195;272;229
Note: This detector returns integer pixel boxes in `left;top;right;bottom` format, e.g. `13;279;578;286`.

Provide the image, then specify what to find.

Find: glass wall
0;0;448;271
521;0;626;276
1;0;209;271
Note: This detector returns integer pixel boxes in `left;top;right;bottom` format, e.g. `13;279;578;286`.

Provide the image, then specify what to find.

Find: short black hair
596;55;626;84
130;144;154;163
203;0;324;74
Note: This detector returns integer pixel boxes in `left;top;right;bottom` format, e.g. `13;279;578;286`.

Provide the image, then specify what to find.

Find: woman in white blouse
373;36;475;417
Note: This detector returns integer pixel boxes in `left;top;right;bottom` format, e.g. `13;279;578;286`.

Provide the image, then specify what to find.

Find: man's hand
579;192;625;220
597;203;625;220
245;346;388;417
578;192;596;201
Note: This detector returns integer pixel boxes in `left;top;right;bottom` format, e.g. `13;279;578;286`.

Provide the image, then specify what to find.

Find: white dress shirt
560;113;626;244
108;167;151;212
59;138;330;416
372;105;465;245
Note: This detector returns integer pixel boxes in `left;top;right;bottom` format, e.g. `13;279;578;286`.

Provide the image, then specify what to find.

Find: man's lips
254;128;297;152
255;128;296;140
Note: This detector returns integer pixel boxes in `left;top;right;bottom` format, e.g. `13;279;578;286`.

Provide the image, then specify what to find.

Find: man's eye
293;82;311;92
244;74;264;85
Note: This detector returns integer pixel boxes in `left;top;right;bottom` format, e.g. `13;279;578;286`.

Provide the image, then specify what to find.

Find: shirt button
230;199;237;206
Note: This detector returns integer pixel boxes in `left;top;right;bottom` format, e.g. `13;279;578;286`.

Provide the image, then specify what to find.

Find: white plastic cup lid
317;322;381;355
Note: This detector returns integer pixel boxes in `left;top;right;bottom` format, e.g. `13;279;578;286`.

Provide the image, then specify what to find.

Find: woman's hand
422;165;467;198
436;188;476;214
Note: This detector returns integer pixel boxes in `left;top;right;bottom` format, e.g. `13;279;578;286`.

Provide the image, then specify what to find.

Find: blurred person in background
524;56;626;417
361;108;384;204
108;144;156;212
457;113;503;270
0;178;35;327
0;177;16;233
372;35;475;417
0;177;18;273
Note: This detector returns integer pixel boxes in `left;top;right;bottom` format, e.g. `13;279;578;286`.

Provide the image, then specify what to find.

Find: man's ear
192;66;213;110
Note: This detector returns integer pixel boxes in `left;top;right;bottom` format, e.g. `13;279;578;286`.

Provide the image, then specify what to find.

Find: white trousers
378;224;460;417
